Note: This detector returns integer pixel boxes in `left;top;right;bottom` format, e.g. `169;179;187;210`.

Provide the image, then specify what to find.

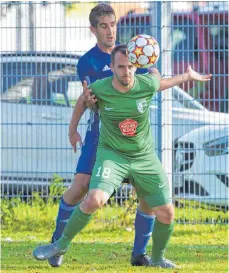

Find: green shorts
89;148;171;208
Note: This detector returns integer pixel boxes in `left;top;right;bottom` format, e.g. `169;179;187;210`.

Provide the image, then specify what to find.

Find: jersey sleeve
136;67;148;74
77;56;92;84
144;73;161;94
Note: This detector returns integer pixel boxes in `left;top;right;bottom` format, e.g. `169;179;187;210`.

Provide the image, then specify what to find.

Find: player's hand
82;80;97;106
186;65;212;82
68;131;82;153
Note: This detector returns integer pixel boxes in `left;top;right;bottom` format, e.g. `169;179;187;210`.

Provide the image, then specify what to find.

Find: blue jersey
77;44;113;85
77;44;113;130
76;44;147;174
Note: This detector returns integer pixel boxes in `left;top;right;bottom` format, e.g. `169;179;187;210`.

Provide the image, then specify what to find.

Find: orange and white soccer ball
127;34;160;68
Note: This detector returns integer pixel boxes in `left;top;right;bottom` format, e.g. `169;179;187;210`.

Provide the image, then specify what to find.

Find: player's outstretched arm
83;80;98;112
158;65;212;91
68;94;85;153
185;65;212;82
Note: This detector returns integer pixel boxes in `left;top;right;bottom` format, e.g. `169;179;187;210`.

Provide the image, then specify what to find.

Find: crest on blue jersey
136;99;147;113
84;76;91;85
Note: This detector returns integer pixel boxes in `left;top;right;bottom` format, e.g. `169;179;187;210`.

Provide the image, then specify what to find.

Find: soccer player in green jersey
33;44;212;268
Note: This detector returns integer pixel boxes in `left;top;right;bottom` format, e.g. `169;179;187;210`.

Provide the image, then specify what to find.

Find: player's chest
99;95;150;117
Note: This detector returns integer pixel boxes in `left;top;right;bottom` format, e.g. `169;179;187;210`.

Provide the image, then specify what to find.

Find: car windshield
1;54;80;107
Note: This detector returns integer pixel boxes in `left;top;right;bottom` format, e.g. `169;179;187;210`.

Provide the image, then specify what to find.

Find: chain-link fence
1;1;228;223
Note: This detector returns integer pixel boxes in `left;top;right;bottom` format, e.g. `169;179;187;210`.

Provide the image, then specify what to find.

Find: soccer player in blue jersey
47;3;212;268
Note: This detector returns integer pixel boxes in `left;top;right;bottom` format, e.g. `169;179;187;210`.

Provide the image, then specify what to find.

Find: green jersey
90;74;160;157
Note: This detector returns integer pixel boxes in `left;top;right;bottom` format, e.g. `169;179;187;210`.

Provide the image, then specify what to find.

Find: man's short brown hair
111;44;127;64
89;3;115;27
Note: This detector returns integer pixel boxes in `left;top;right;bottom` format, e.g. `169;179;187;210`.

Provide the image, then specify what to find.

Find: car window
1;59;79;107
172;87;206;110
151;92;184;109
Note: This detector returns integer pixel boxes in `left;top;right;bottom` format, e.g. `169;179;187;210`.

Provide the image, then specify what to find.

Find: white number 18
95;167;111;179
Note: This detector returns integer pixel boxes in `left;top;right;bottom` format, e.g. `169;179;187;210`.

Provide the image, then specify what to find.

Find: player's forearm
159;73;189;91
69;94;87;134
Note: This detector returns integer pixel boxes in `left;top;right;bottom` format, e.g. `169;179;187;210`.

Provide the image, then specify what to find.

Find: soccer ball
127;34;160;68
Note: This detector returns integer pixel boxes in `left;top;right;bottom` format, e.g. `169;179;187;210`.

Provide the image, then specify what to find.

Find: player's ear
90;26;96;35
110;63;114;73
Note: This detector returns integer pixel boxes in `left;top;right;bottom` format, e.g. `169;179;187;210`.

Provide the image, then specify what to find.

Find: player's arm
68;57;89;153
69;56;98;152
158;65;212;91
68;81;98;153
83;81;98;112
68;94;86;153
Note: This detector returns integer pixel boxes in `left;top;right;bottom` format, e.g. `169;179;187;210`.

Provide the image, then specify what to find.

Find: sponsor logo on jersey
159;183;167;188
102;65;111;71
105;106;114;111
136;99;147;113
84;76;91;85
119;119;138;136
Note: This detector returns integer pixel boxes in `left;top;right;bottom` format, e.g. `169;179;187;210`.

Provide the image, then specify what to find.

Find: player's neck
112;78;134;93
97;42;115;54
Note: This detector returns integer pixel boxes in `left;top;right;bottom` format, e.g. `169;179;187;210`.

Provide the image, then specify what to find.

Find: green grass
1;194;228;234
1;194;228;273
1;225;228;273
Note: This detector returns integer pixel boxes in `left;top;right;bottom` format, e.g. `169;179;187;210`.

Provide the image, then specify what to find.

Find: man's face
91;15;116;48
111;52;136;86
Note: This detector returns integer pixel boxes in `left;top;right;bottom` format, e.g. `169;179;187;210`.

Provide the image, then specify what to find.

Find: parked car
149;89;228;152
1;52;228;200
1;52;85;198
173;125;228;206
117;8;228;112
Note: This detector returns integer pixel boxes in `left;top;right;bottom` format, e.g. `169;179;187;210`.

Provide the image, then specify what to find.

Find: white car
1;53;228;199
150;90;228;151
1;53;85;196
173;125;228;206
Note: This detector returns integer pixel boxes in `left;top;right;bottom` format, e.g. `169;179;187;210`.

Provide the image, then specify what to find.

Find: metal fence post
28;2;35;52
16;3;22;51
156;1;162;161
159;2;173;195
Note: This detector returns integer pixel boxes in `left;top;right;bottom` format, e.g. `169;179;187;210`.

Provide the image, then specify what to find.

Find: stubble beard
118;76;132;87
104;41;115;48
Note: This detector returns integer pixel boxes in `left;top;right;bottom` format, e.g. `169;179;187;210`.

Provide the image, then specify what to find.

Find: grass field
2;223;228;272
1;196;228;273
